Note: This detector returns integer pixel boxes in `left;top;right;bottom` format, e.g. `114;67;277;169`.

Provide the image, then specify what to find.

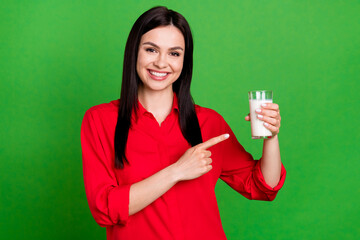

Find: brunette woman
81;6;286;240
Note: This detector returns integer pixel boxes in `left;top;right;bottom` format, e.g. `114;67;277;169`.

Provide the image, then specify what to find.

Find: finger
245;114;250;121
258;115;278;126
261;103;279;111
263;122;279;135
256;109;278;118
198;134;230;150
199;150;212;158
203;150;212;158
204;157;212;165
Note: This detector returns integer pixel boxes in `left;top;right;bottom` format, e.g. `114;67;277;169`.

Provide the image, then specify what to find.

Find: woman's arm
245;102;282;188
129;134;229;216
129;164;178;215
261;135;281;188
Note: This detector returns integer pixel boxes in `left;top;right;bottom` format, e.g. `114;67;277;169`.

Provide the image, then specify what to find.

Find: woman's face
136;25;185;94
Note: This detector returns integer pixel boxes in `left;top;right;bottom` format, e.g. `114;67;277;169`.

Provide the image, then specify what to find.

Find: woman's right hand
171;133;229;181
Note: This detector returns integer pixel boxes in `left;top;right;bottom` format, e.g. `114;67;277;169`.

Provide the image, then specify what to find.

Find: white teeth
150;71;167;77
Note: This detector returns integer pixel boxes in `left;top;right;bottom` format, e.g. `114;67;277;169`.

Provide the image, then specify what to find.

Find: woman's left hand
245;103;281;136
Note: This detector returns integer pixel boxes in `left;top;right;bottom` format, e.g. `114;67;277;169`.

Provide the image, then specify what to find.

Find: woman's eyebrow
169;46;184;51
143;42;184;51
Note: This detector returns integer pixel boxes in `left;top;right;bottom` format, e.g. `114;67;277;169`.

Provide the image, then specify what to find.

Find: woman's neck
138;87;174;126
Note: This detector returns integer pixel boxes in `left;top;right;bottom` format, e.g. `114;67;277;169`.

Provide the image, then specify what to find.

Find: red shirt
81;93;286;240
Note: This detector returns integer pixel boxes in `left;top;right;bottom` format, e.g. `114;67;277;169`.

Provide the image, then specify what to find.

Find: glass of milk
248;90;273;139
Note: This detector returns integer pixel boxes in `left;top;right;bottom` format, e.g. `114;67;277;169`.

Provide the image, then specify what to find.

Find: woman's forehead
140;26;185;48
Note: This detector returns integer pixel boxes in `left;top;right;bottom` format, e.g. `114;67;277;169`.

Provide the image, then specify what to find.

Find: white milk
249;99;273;139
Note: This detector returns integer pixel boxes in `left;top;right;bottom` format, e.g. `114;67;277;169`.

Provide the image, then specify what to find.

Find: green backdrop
1;0;359;239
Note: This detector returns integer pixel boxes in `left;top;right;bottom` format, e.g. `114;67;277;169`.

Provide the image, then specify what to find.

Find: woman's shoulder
194;104;230;136
194;104;226;123
86;99;119;113
83;99;120;121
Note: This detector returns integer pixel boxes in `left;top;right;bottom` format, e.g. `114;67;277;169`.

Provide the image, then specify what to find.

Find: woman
81;6;286;240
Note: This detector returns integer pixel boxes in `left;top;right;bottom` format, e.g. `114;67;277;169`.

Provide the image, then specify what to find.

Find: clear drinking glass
248;90;273;139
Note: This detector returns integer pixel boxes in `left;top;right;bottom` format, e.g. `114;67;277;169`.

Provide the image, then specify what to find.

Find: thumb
245;113;250;121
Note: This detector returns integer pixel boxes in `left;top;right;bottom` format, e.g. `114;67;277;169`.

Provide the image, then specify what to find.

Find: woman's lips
147;69;169;81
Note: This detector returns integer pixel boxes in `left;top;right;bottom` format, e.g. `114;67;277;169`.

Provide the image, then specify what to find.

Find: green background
1;0;359;239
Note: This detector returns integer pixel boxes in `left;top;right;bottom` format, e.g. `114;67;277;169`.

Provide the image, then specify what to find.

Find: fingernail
224;134;230;139
261;103;267;107
255;109;261;113
264;122;269;127
258;114;263;119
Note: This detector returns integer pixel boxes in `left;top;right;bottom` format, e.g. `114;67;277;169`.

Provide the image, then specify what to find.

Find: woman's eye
146;48;156;53
170;52;180;57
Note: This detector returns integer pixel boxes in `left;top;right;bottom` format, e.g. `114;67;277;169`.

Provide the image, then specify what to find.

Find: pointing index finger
198;133;230;150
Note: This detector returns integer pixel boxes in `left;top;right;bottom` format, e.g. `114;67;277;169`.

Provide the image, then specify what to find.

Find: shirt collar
134;92;179;120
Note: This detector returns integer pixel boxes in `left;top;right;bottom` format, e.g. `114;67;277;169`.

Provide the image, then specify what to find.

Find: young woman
81;6;286;240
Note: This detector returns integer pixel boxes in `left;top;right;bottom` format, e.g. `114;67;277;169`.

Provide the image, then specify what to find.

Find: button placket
160;130;185;240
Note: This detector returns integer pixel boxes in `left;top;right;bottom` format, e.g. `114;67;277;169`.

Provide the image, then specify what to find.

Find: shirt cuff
253;159;286;198
108;184;131;225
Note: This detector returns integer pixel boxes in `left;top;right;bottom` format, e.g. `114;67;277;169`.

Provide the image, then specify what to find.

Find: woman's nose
154;54;167;68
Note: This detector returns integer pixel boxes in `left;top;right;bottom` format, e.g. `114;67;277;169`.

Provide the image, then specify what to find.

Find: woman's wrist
264;134;278;142
166;163;182;184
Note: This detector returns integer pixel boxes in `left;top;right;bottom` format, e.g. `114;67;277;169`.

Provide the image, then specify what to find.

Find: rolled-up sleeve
219;117;286;201
81;110;131;227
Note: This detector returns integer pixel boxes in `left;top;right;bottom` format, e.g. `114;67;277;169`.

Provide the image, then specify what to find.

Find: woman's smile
147;69;170;81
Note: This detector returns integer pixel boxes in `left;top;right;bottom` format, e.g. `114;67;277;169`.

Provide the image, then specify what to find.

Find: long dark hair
114;6;202;169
